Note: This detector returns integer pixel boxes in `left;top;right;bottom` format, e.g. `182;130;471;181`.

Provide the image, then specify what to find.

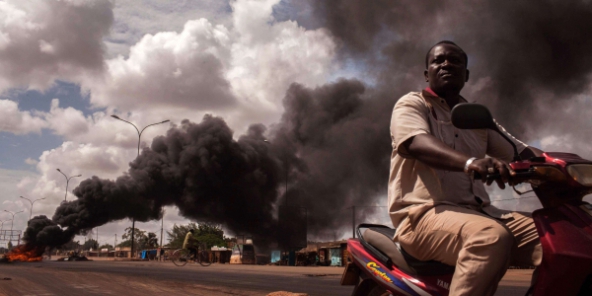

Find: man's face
424;44;469;95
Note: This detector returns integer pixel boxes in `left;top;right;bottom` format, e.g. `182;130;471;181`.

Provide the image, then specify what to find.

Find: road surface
0;260;532;295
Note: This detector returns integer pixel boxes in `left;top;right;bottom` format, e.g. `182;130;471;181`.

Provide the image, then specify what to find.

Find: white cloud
24;158;38;165
83;0;336;129
0;0;113;92
106;0;232;57
0;99;46;134
88;19;236;111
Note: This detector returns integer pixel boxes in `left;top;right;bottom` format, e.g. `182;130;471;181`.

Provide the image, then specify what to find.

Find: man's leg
500;211;542;287
397;205;514;296
501;211;541;266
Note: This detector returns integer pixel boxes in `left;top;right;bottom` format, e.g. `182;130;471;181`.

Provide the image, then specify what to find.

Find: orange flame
6;244;45;262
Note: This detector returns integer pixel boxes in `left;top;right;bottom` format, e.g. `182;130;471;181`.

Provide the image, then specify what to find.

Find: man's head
424;41;469;97
189;229;195;234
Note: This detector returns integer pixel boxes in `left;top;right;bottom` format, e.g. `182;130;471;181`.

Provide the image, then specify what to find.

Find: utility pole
160;214;164;248
111;115;169;258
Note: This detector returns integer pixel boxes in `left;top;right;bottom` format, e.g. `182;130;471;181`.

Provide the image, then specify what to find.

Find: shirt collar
422;87;468;105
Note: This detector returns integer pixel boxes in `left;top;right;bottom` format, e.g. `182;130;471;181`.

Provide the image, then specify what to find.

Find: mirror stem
494;129;521;162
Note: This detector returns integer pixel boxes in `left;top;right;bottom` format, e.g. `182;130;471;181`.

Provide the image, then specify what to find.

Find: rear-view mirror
451;103;496;130
451;103;521;161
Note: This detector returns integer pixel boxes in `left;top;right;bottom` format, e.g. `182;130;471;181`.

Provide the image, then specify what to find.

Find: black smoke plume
27;116;281;247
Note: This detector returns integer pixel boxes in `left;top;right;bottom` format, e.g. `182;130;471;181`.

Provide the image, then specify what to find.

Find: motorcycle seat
362;226;455;276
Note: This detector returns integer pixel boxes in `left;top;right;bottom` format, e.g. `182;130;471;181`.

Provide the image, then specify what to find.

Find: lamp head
111;115;121;119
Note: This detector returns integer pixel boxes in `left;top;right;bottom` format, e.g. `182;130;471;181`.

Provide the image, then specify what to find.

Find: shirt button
441;100;444;103
455;134;458;137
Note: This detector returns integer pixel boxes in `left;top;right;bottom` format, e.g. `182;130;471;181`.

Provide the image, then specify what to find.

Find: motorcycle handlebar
473;171;534;184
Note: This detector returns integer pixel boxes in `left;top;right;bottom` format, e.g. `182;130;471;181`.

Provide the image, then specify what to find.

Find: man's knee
467;222;514;253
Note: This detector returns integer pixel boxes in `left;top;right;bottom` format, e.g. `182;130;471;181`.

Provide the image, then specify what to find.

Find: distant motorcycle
341;103;592;296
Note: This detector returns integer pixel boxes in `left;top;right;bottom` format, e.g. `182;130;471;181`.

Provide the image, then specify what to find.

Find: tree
139;232;158;249
166;222;226;249
99;244;114;250
119;227;149;249
82;239;98;251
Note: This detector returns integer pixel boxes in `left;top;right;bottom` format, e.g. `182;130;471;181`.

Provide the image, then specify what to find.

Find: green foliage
119;227;148;249
99;244;114;250
118;228;159;250
166;222;227;249
82;239;98;251
141;232;159;249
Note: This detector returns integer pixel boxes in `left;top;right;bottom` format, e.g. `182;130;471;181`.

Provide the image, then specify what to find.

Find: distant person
388;40;544;295
182;229;198;260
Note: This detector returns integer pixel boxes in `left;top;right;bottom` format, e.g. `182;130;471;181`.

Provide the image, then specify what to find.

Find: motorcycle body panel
532;203;592;296
347;239;450;296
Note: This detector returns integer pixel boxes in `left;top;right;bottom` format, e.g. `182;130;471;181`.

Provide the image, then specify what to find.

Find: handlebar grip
473;172;501;182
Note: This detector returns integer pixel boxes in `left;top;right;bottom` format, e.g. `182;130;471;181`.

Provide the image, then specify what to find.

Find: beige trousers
396;205;542;296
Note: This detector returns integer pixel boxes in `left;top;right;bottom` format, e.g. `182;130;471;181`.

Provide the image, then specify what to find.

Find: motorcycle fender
341;262;361;286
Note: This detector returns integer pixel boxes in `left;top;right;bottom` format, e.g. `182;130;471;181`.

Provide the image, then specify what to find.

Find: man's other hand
468;158;512;189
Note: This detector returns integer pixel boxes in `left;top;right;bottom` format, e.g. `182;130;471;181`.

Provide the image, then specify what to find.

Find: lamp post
20;196;46;220
111;115;169;258
56;169;82;202
0;219;8;241
3;210;23;243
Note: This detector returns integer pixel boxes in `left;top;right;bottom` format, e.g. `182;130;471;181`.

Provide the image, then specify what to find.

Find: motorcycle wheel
367;285;389;296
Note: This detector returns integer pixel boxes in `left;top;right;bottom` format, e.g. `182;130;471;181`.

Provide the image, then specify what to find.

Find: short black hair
425;40;468;68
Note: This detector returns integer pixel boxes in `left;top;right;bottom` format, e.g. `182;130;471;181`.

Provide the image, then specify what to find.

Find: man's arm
403;134;512;188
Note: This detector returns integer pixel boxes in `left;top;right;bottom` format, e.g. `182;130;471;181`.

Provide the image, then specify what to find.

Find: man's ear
424;69;429;82
465;69;470;82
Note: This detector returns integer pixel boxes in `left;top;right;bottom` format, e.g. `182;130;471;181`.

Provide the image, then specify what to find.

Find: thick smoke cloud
270;79;392;237
27;116;280;247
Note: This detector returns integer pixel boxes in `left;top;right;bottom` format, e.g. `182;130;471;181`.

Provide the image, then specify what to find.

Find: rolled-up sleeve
486;120;528;163
391;93;431;158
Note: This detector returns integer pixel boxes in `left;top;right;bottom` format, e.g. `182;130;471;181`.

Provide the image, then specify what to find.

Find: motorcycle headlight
567;164;592;186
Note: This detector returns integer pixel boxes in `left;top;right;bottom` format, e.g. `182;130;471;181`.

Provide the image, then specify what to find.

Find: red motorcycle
341;103;592;296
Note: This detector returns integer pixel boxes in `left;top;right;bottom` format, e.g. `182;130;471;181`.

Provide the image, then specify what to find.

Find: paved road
0;260;531;295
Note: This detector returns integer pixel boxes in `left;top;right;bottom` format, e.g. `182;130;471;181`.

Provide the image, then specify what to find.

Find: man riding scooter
388;40;544;295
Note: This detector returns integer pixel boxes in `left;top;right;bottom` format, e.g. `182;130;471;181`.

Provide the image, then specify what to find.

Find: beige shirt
388;89;528;227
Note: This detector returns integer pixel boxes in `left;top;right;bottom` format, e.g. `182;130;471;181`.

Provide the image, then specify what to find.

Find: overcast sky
1;0;591;246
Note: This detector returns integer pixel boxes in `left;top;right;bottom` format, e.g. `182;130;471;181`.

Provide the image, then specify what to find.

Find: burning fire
6;244;45;262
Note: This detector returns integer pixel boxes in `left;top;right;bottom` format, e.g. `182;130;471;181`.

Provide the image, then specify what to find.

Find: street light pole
0;219;8;241
20;196;46;220
56;169;82;202
3;210;24;243
111;115;169;258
